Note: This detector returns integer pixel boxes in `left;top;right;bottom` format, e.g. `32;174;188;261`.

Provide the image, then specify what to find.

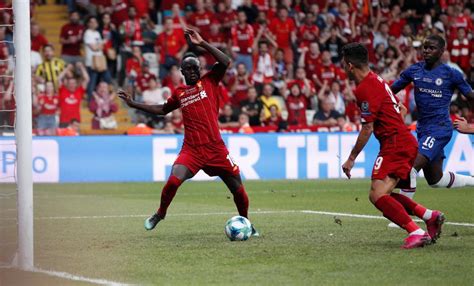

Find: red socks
374;195;419;233
233;185;249;218
157;175;182;218
390;193;427;219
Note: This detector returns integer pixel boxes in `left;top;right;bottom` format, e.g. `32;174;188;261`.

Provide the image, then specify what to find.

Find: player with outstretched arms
340;43;444;249
390;35;474;200
118;28;259;236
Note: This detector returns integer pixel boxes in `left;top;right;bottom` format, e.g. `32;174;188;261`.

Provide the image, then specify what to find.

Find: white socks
399;189;415;199
422;209;433;221
409;229;425;236
430;172;474;188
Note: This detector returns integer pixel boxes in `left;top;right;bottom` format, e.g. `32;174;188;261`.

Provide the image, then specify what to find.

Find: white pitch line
32;268;133;286
34;210;300;220
0;265;133;286
301;210;474;227
2;209;474;227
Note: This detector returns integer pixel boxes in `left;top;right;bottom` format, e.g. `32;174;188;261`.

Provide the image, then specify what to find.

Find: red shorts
371;134;418;183
174;140;240;177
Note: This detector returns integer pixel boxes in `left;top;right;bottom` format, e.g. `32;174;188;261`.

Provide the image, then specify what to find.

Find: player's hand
184;28;204;45
342;159;354;179
453;117;471;133
117;89;133;106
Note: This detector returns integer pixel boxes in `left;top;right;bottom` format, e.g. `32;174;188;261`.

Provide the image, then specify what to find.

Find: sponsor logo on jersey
418;87;442;98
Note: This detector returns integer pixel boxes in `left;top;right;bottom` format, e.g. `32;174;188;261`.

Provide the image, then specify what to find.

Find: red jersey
60;23;85;56
449;38;471;72
38;94;58;115
269;17;295;48
297;24;319;49
112;0;129;26
59;85;84;124
156;29;186;63
389;18;406;38
126;57;142;75
188;11;214;39
215;10;237;34
354;71;411;146
304;53;321;78
228;74;253;106
163;67;225;146
286;94;307;126
315;64;346;85
231;24;255;55
136;72;156;92
31;34;48;52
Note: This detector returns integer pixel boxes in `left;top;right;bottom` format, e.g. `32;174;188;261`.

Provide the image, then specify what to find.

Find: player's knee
167;175;183;188
427;175;443;187
368;190;382;204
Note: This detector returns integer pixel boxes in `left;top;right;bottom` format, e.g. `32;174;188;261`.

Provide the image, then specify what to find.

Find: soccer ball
224;216;252;241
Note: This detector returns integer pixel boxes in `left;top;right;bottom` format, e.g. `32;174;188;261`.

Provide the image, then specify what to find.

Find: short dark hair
425;34;446;49
182;52;198;61
341;43;369;68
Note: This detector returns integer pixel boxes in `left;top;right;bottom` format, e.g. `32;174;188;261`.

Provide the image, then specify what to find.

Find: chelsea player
391;35;474;200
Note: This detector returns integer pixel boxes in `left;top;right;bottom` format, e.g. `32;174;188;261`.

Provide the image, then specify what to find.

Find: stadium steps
33;3;68;53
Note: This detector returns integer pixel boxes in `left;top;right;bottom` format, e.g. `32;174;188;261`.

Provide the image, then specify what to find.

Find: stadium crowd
0;0;473;135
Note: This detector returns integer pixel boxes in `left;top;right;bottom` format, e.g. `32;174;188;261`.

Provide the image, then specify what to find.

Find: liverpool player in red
118;28;258;236
340;43;444;249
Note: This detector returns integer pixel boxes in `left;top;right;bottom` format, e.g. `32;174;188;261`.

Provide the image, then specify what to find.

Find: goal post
13;0;33;270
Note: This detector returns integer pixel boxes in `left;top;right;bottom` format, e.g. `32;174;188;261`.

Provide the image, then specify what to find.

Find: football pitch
1;179;473;285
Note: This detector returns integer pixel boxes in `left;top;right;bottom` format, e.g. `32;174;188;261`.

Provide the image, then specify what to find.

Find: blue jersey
392;62;472;133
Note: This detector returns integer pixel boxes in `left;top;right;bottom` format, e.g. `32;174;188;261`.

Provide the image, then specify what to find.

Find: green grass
1;180;473;285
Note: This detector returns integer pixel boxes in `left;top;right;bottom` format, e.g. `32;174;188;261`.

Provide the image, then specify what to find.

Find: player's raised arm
118;89;175;116
185;28;231;71
342;122;374;179
390;67;414;94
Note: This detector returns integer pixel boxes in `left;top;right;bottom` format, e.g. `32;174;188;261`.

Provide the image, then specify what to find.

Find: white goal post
14;0;33;270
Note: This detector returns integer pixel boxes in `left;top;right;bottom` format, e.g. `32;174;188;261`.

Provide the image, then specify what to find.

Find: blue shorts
417;130;452;162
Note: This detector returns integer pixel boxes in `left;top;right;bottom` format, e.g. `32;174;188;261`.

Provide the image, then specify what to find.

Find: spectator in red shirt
313;50;346;88
120;6;144;51
297;12;319;51
30;23;48;53
111;0;129;27
36;81;58;135
231;10;255;73
388;5;407;38
285;83;308;126
162;65;184;95
269;7;296;78
262;105;284;128
449;28;471;73
229;63;254;107
215;1;236;35
155;17;188;79
59;11;84;64
58;62;89;127
125;45;144;87
187;0;214;39
298;42;321;81
135;61;157;94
